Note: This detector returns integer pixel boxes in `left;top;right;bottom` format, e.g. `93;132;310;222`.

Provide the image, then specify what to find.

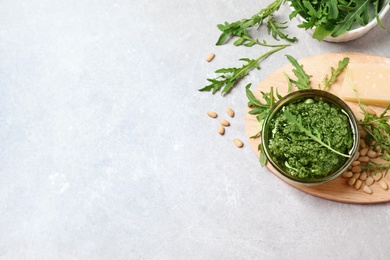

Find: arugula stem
199;43;289;95
284;110;351;158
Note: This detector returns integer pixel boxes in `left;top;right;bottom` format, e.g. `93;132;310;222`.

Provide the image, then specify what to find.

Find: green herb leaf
285;55;311;90
259;143;267;166
321;57;350;91
245;84;280;139
283;110;351;158
199;44;289;95
215;0;292;46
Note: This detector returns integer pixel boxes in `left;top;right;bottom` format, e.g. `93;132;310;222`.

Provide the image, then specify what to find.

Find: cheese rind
340;63;390;108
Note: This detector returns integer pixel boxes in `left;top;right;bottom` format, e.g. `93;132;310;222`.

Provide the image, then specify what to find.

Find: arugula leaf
245;84;281;166
199;44;289;95
332;0;371;37
259;143;267;166
267;16;297;42
284;110;351;158
285;55;311;89
245;84;280;138
215;0;296;46
321;57;350;91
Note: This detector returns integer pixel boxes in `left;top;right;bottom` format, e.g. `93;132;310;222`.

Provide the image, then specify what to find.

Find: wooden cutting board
244;52;390;204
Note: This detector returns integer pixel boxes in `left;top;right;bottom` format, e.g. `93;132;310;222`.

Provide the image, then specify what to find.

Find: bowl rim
261;89;360;185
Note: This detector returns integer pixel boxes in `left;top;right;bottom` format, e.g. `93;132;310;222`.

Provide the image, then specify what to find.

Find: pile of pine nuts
207;108;244;148
342;125;388;194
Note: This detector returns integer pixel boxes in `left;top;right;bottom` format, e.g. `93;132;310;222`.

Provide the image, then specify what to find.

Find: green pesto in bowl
262;90;360;185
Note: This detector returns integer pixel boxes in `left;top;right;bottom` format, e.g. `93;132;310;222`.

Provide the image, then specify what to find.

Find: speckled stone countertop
1;0;390;259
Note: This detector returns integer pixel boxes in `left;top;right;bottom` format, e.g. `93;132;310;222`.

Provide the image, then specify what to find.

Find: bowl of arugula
261;89;360;185
289;0;390;42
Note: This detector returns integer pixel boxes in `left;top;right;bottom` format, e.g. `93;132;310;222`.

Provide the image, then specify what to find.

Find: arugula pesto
267;97;353;179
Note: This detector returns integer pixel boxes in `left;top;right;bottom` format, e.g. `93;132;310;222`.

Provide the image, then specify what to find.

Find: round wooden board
245;52;390;204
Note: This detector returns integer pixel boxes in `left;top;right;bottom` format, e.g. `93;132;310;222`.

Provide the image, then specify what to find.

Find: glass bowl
289;0;390;42
261;89;360;185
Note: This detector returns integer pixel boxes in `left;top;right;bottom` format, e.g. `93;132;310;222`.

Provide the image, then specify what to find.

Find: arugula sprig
199;43;289;95
246;84;281;165
284;55;311;90
216;0;296;46
284;110;351;158
321;57;350;91
246;84;281;137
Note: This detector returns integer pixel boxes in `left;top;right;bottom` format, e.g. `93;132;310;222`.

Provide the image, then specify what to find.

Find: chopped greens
267;98;354;178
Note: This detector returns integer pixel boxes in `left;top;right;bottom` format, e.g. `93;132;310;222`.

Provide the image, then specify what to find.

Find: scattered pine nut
362;185;373;194
358;156;369;163
233;138;243;148
360;147;368;156
367;150;377;158
351;166;362;173
218;125;225;135
365;106;376;115
366;176;374;186
360;139;367;148
352;172;361;180
351;161;360;166
227;108;235;118
342;171;353;178
373;172;383;182
379;180;388;190
206;53;215;62
348;178;356;186
359;172;367;181
220;119;230;126
207;111;217;118
355;179;362;190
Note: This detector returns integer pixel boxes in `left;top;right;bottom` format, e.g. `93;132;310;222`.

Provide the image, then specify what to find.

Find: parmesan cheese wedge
340;63;390;107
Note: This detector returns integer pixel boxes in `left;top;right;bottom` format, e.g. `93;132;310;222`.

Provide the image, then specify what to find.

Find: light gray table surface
1;0;390;259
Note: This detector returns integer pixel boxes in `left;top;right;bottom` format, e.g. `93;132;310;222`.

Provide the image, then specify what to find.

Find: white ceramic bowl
290;1;390;42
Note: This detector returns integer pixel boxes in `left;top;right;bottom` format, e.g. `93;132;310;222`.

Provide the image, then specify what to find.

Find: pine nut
355;179;362;190
360;129;367;139
366;176;374;186
233;138;243;148
367;150;377;158
362;185;373;194
342;171;353;178
351;166;362;173
360;147;368;156
379;180;388;190
218;125;225;135
352;172;361;180
220;119;230;126
373;172;383;182
351;161;360;166
358;156;369;163
206;53;215;62
226;108;235;118
359;172;367;181
365;106;376;115
207;111;217;118
348;178;356;186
